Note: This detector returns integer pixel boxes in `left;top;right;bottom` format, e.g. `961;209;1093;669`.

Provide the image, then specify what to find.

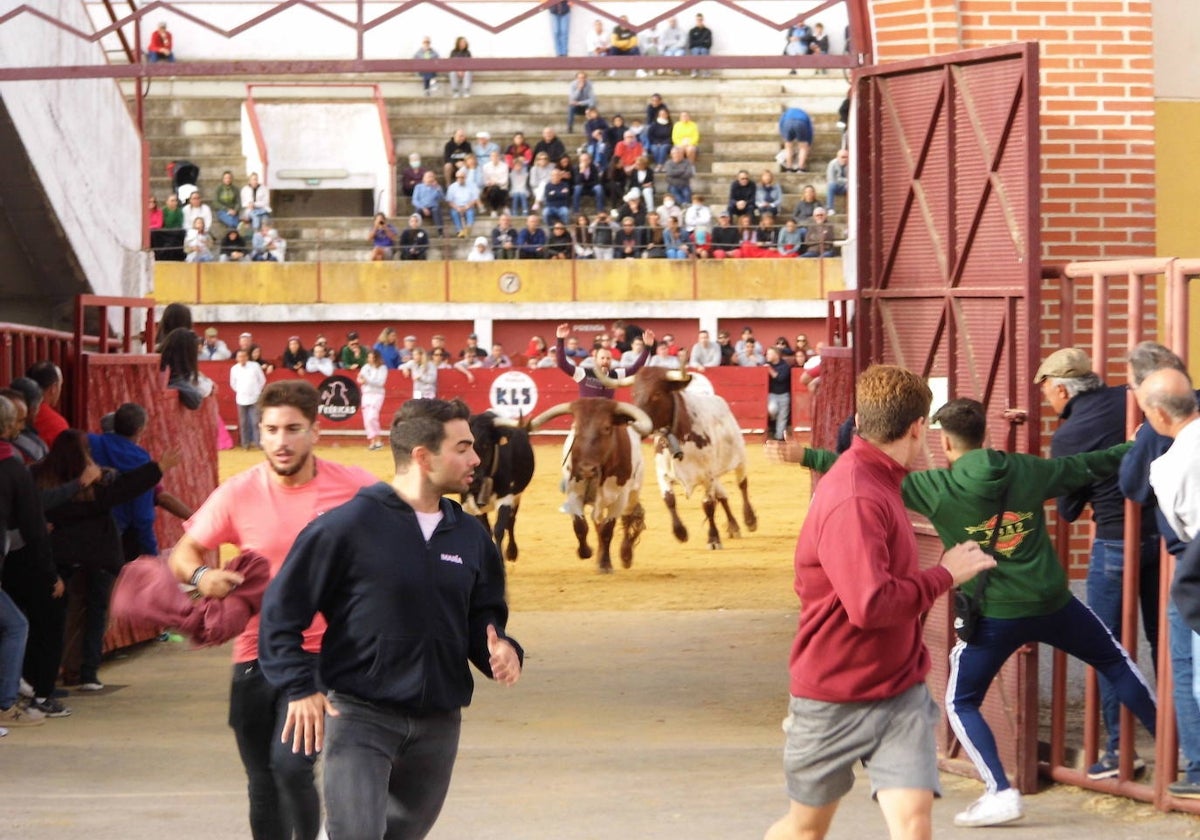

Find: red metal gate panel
855;43;1041;792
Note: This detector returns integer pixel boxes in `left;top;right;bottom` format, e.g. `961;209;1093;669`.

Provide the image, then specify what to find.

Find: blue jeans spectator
1087;536;1160;759
0;590;29;711
827;180;847;211
689;46;711;76
573;184;605;214
420;72;436;92
510;192;529;217
542;204;570;227
1169;601;1200;784
415;204;443;233
148;52;175;64
248;208;271;231
767;392;791;440
216;208;240;228
550;10;570;57
650;143;672;168
450;207;475;233
666;245;689;260
668;184;692;205
237;404;261;449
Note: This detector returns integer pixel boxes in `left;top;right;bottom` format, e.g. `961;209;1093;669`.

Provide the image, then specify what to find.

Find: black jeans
1;553;66;698
228;658;321;840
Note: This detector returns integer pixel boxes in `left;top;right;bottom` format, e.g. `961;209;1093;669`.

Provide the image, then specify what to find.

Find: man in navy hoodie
260;397;522;839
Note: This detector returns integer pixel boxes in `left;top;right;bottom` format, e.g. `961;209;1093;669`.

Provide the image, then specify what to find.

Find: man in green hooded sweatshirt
774;397;1157;829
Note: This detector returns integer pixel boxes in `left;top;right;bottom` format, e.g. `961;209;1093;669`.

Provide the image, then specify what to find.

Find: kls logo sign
489;371;538;419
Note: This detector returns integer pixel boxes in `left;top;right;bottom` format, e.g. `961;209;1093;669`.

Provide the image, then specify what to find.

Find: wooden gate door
855;42;1042;791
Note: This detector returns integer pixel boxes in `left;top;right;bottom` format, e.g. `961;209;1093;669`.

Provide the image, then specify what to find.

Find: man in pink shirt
764;365;993;840
168;380;377;840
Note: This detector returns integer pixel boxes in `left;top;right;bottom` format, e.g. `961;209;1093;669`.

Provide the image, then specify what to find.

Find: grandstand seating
141;70;849;262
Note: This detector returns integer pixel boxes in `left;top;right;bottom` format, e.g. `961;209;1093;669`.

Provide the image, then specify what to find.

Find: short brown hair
258;380;320;423
855;365;931;444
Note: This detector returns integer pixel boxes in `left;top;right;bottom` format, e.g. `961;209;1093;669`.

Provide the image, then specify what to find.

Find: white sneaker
18;678;34;700
954;789;1024;827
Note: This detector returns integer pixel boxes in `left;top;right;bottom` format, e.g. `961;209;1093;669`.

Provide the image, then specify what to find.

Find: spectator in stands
659;16;687;67
249;345;275;375
305;342;334;376
473;131;499;162
809;22;830;74
400;153;429;209
449;36;472;98
546;221;573;259
604;114;628;155
230;348;267;450
369;212;399;261
251;227;285;262
794;333;815;362
414;36;439;96
491;212;518;259
219;227;248;262
778;104;813;172
548;0;571;56
397;213;431;260
214;171;239;228
237;332;254;355
616;337;642;367
400;347;438;398
727;169;756;219
467;236;494;262
663;216;689;260
567;72;596;134
572;214;594;259
541;168;572;228
783;19;814;73
355;349;389;451
523;336;549;369
710;210;739;258
411;172;445;237
582;108;610;163
687;14;713;76
508;157;530;217
533;127;567;166
443;128;471;186
517;214;547;259
756;170;783;218
528;151;555;212
460;152;484;193
765;346;792;440
372;328;401;369
777;217;805;257
671;111;700;165
715;330;735;365
281;336;308;373
647;107;674;170
147;21;174;63
161;193;183;229
505;132;533;169
483;344;513;369
591;209;616;260
735;327;757;355
147;195;163;230
614;215;643;259
160;328;214;410
607;16;645;77
240;172;272;230
756;212;780;251
339;331;368;370
683;193;711;238
617;189;647;228
571;151;603;214
800;207;837;257
791;183;820;227
656;194;682;226
735;337;765;366
689;330;721;369
641;93;667;140
184;218;216;263
826;148;849;212
458;334;489;368
199;327;232;361
628;157;654;208
646;340;682;369
480;150;510;216
587;18;608;57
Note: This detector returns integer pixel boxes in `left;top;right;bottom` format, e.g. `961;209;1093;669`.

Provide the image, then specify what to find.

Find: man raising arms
765;365;993;840
168;380;377;840
259;398;522;839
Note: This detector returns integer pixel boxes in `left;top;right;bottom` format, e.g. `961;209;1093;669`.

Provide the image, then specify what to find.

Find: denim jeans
542;205;570;227
826;181;847;211
1087;536;1160;756
572;184;604;214
668;184;692;205
248;208;271;231
946;596;1157;794
216;208;240;228
237;403;261;448
450;208;475;232
323;692;461;840
767;392;791;440
229;659;321;840
510;192;529;216
1169;600;1200;782
0;590;29;709
650;143;672;167
550;11;570;57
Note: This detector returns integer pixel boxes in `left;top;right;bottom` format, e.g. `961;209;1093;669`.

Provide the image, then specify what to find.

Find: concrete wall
0;1;145;303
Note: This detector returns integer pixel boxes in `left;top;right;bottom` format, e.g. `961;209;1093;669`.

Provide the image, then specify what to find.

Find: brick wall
869;0;1157;575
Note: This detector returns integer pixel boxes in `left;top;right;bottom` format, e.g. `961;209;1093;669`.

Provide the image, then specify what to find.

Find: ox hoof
708;541;722;550
598;564;613;575
672;525;689;543
726;527;742;540
505;545;519;562
577;547;593;560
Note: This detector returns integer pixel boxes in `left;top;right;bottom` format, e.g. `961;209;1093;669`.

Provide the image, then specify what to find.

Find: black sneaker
1086;752;1145;780
1169;780;1200;799
29;697;72;718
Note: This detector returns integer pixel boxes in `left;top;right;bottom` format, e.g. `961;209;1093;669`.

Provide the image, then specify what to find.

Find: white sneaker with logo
954;788;1024;827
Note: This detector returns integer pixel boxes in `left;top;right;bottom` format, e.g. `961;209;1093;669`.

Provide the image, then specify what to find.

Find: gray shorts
781;682;941;807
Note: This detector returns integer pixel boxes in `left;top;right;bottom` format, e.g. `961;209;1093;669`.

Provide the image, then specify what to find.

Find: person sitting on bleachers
282;336;309;373
504;132;533;169
663;216;690;260
613;215;643;259
617;189;647;228
219;227;248;262
240;173;272;230
411;171;445;236
614;129;645;179
517;214;547;259
777;218;805;257
467;236;495;262
182;191;213;232
656;194;682;226
683;194;711;239
658;16;687;64
541;168;572;228
148;195;163;230
583;108;610;165
727;169;757;220
480;151;510;217
791;183;820;227
251;227;286;262
800;207;838;257
184;218;215;263
397;213;431;260
546;221;573;260
572;151;604;215
607;15;645;77
755;213;780;251
528;151;555;213
442;128;472;186
508;157;530;217
628;155;654;208
587;18;609;58
400;153;429;209
826;148;849;212
572;214;594;259
671;111;701;164
533;126;567;166
567;72;597;135
472;130;499;161
161;194;183;229
491;212;518;258
755;170;782;219
369;213;399;261
646;107;674;170
214;171;240;228
414;36;439;96
663;146;695;205
305;342;335;376
460;153;485;192
642;212;665;259
590;209;617;260
710;210;739;258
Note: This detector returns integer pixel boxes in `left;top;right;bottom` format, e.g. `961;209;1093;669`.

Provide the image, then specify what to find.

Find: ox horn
491;416;521;429
666;369;692;383
528;402;575;431
592;367;637;389
616;403;654;438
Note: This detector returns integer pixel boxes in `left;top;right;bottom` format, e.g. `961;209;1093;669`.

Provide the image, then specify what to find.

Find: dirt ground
218;436;812;613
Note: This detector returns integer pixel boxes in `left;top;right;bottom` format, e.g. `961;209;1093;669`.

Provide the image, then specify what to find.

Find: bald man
1137;367;1200;542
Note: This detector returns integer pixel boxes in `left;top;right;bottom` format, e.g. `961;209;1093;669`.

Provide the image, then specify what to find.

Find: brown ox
597;366;756;549
530;398;653;573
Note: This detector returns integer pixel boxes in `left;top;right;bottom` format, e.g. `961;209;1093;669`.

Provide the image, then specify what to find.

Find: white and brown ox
597;366;756;549
529;398;653;573
461;411;535;562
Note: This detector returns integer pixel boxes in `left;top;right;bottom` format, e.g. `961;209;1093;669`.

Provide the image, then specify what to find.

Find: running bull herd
460;367;757;573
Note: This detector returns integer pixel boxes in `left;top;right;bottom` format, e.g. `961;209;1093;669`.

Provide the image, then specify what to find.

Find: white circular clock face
499;272;521;293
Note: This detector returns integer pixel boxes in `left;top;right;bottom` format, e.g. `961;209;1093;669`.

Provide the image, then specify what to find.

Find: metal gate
855;42;1042;790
